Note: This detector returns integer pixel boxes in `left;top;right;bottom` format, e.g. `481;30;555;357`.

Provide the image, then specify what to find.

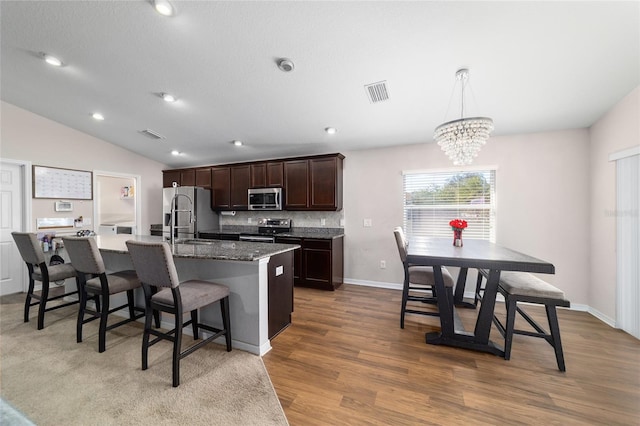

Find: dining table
406;237;555;357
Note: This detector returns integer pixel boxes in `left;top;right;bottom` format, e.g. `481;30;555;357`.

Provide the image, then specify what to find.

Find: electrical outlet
363;218;372;227
321;218;326;226
380;260;386;269
248;217;252;224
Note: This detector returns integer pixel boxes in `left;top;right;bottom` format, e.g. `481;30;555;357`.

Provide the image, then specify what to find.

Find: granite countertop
199;226;345;240
95;234;299;262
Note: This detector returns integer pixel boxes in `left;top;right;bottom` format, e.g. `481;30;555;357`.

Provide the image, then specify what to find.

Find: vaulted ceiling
2;1;638;167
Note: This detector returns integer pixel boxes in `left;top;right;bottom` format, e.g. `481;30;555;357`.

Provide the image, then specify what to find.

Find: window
403;169;496;242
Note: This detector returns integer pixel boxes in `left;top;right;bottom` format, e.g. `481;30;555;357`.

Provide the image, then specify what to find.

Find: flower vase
453;229;463;247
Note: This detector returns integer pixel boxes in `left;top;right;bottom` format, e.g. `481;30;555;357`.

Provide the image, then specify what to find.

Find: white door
0;161;25;295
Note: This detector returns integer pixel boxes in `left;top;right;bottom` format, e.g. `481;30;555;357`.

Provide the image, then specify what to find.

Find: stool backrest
12;232;45;266
393;227;408;262
126;240;179;289
62;236;106;274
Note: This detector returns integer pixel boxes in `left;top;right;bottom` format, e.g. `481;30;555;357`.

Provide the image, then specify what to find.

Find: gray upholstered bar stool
12;232;80;330
63;236;145;353
126;240;232;387
393;227;455;329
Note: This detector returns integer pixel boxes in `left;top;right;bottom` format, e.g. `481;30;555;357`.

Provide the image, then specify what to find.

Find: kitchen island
95;234;298;355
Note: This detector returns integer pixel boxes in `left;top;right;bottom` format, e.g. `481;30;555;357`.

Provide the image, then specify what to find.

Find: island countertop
95;234;299;262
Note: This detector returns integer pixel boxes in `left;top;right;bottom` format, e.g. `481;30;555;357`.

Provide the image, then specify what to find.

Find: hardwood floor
263;284;640;425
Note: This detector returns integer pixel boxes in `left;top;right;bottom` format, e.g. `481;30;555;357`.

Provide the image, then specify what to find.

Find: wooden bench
477;270;570;371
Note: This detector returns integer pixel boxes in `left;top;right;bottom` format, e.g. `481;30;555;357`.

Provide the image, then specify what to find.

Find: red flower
449;219;468;231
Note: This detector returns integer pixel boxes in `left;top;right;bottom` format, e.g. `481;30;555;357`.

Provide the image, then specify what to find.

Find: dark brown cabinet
268;250;294;339
211;167;231;209
250;163;266;188
164;153;343;211
195;167;212;189
284;160;309;209
230;165;251;209
275;235;343;291
284;154;343;210
163;170;181;188
266;161;284;187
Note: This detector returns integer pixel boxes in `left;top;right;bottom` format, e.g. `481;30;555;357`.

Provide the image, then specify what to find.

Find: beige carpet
0;294;288;425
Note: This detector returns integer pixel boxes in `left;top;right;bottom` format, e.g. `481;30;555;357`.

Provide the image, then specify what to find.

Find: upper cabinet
164;153;343;211
230;165;251;210
266;161;284;187
162;168;195;187
250;163;266;188
195;167;212;189
211;167;231;210
284;154;344;211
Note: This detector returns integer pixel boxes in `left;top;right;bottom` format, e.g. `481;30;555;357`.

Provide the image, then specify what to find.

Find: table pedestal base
426;332;505;357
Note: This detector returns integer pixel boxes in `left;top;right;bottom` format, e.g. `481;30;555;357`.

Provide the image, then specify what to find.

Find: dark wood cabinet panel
275;236;343;291
180;169;196;186
230;165;251;209
211;167;231;210
284;160;309;209
163;170;181;188
195;167;212;189
275;237;302;285
268;251;294;339
266;161;284;187
309;156;342;211
250;163;266;188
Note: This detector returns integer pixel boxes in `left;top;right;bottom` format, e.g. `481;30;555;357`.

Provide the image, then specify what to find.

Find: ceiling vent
364;81;389;103
139;129;166;140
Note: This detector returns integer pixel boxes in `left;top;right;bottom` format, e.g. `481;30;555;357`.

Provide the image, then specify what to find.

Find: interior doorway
0;159;31;295
613;150;639;339
93;171;141;235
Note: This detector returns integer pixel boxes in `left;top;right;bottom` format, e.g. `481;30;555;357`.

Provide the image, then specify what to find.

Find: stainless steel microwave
248;187;283;210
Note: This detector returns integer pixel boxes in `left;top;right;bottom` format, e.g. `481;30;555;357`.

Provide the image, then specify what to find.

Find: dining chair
125;240;232;387
62;236;146;353
393;227;455;329
12;232;80;330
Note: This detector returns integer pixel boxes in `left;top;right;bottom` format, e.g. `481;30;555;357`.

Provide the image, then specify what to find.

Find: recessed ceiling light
171;150;181;156
92;113;105;121
42;53;63;67
153;0;175;16
325;127;337;135
233;140;243;147
161;92;176;103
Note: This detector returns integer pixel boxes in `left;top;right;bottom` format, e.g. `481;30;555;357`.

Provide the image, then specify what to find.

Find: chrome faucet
169;187;194;245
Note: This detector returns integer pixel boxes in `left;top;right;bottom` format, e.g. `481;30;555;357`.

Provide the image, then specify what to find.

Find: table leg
473;269;501;343
453;267;476;309
432;265;454;337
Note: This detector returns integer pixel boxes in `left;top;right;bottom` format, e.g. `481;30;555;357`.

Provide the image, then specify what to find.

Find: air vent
364;81;389;103
139;129;166;140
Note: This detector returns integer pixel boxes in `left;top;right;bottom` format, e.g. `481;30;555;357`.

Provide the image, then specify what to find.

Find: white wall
1;101;166;234
342;128;591;306
588;86;640;321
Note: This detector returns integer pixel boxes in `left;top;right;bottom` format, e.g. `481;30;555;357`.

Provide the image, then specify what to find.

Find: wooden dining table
406;237;555;356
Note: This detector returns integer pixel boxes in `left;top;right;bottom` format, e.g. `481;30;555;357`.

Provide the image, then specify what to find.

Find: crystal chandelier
434;69;494;166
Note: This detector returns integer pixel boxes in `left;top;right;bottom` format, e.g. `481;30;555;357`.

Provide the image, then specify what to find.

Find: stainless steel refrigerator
162;186;219;241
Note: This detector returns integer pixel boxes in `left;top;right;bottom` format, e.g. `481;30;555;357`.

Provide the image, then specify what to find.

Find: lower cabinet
268;251;294;339
275;236;344;291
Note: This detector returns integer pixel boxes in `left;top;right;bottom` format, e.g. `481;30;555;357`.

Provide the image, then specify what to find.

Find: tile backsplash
220;210;344;228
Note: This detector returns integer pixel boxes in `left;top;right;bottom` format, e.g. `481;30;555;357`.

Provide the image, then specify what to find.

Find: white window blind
403;169;496;242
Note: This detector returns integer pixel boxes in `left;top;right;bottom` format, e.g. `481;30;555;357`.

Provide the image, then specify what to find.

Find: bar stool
126;240;232;387
11;232;79;330
63;236;146;353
